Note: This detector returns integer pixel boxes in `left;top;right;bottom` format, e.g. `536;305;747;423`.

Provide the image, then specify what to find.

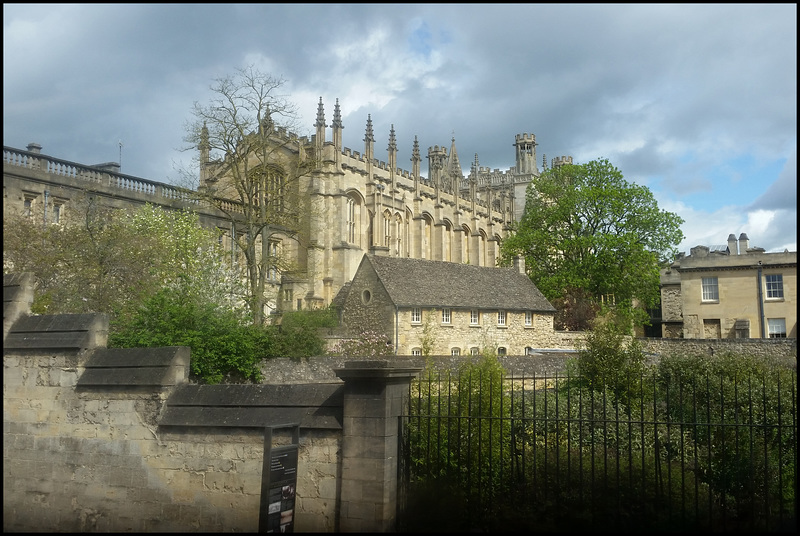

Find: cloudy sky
4;4;796;254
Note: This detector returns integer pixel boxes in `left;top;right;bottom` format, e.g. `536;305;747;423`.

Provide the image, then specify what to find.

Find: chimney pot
513;256;526;275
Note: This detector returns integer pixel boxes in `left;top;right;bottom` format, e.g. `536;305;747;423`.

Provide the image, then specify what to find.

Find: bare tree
184;66;318;324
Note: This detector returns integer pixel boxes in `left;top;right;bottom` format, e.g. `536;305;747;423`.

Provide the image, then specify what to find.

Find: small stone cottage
332;254;556;355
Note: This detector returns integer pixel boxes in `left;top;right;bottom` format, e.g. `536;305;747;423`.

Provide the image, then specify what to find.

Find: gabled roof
362;254;555;312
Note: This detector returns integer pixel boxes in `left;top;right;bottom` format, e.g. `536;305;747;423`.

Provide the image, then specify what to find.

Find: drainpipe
757;261;766;338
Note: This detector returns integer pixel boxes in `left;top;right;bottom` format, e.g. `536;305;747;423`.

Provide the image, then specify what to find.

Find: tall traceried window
766;274;784;299
383;210;391;247
268;240;280;281
347;197;357;244
423;215;433;259
462;224;471;263
394;213;403;256
405;209;412;257
701;277;719;301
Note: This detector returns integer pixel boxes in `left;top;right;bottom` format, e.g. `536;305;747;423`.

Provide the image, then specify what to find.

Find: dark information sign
259;425;300;533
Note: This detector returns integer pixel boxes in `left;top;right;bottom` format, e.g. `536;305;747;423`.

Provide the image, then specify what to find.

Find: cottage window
497;347;507;356
525;311;532;326
442;308;451;324
470;347;480;356
411;348;422;356
411;308;421;324
470;310;480;325
701;277;719;302
451;347;460;356
766;274;784;299
497;310;506;326
767;318;786;338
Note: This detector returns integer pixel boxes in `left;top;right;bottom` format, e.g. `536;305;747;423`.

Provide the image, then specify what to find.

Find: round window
361;289;372;304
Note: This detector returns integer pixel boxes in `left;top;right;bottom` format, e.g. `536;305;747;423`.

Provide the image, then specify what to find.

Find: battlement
551;155;573;167
515;133;536;144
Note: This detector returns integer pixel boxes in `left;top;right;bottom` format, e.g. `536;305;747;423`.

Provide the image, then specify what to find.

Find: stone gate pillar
334;360;421;532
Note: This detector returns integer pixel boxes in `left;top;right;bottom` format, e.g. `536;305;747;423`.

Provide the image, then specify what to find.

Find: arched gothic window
394;212;403;257
383;210;392;247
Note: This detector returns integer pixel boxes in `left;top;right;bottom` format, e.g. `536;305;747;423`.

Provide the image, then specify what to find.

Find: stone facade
659;233;797;339
334;254;558;355
4;99;569;317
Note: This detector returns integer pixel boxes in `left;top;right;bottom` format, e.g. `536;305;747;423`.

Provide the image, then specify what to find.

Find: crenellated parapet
551;155;573;168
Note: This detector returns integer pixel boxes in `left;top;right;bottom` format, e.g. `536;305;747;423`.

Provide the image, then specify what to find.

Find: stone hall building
3;97;572;317
659;233;797;339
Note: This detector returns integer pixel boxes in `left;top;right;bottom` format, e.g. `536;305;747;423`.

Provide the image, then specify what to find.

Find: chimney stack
513;255;526;275
738;233;749;254
26;143;42;154
727;233;738;255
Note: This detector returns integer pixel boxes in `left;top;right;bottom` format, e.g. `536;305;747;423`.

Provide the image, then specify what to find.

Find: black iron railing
398;368;797;532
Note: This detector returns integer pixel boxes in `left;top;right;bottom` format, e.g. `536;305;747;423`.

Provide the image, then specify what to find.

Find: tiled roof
364;254;555;312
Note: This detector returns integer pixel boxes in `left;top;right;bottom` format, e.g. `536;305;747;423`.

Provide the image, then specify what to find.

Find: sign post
259;424;300;533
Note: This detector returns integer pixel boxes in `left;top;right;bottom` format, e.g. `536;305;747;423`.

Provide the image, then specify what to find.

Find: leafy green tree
3;199;244;326
500;158;684;329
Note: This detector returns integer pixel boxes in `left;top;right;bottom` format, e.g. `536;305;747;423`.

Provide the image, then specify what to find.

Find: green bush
109;287;271;384
573;320;648;406
268;308;338;360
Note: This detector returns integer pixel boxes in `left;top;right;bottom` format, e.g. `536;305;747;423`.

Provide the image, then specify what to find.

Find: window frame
525;311;533;326
701;276;719;302
765;274;784;299
470;310;480;325
411;308;421;324
497;310;506;326
767;318;787;338
441;308;451;324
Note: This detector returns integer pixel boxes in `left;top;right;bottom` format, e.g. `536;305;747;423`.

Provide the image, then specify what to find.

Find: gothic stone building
660;233;797;339
5;97;572;317
333;254;557;356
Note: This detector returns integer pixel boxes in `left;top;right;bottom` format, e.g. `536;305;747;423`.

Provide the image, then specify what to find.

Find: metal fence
398;367;797;532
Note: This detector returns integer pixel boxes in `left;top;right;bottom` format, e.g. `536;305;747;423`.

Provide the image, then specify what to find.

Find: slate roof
364;254;556;312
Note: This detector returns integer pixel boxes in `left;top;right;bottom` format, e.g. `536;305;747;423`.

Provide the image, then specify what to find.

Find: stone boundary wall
261;336;796;384
640;337;797;362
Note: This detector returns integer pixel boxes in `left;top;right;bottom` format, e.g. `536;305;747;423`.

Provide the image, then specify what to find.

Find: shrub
268;308;338;360
109;287;271;384
573;320;648;406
